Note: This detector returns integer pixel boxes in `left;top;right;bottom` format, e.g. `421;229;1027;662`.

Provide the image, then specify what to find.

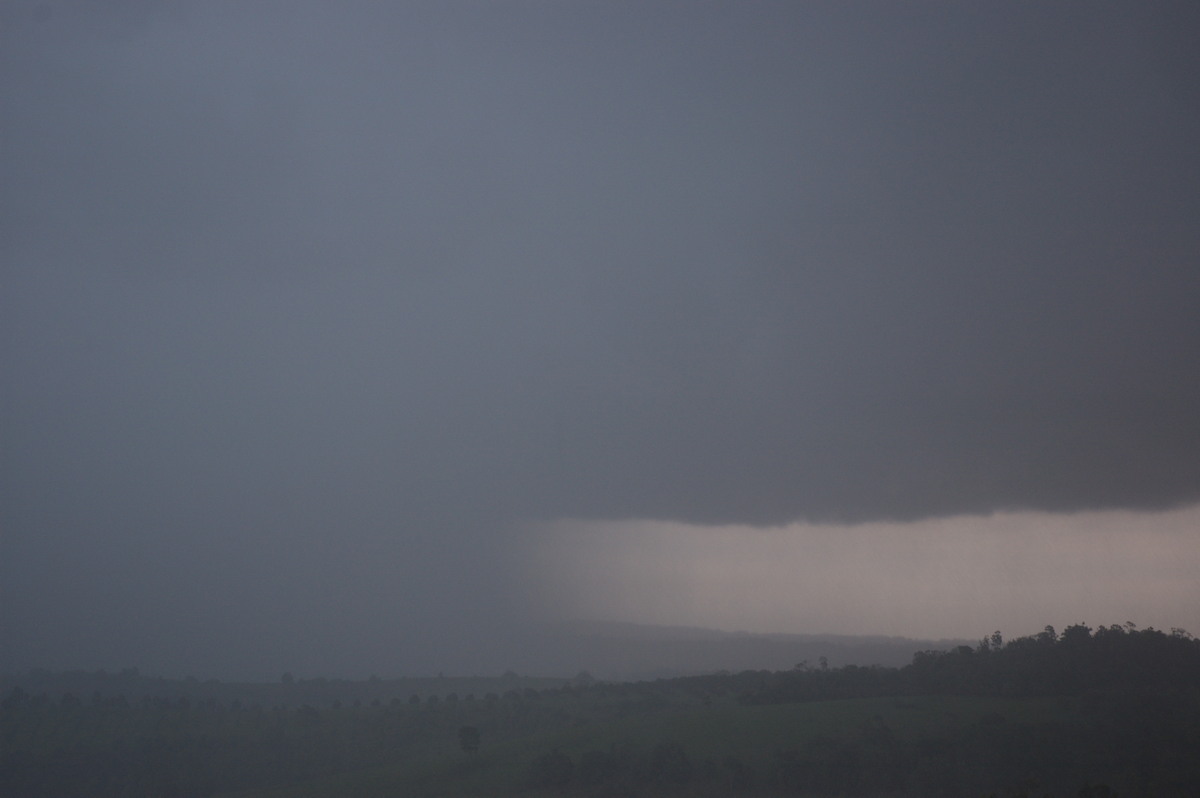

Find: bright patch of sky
531;505;1200;641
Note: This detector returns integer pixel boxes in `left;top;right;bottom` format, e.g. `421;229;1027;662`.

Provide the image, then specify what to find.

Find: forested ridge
3;623;1198;797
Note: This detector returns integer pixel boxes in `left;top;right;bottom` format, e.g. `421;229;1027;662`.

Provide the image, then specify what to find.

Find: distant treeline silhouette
738;623;1200;704
3;623;1198;797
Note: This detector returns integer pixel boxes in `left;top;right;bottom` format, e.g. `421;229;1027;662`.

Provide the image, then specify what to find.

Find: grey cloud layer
2;1;1198;675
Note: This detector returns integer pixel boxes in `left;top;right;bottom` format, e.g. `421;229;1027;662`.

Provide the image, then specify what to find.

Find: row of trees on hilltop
909;622;1199;696
742;623;1200;704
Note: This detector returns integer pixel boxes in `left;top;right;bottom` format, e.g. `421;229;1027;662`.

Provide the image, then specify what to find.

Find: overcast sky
3;1;1198;679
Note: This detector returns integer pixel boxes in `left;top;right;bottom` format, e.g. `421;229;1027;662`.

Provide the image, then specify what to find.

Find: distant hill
526;620;969;680
0;624;968;703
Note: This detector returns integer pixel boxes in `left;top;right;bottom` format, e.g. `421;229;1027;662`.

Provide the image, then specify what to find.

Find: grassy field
220;693;1082;797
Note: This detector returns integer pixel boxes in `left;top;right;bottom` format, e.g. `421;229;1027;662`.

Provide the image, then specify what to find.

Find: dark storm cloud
2;1;1198;675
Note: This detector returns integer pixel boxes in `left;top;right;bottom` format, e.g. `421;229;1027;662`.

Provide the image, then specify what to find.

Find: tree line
738;623;1200;704
3;623;1198;796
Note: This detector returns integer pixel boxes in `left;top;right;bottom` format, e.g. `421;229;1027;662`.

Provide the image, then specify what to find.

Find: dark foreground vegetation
3;623;1199;797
